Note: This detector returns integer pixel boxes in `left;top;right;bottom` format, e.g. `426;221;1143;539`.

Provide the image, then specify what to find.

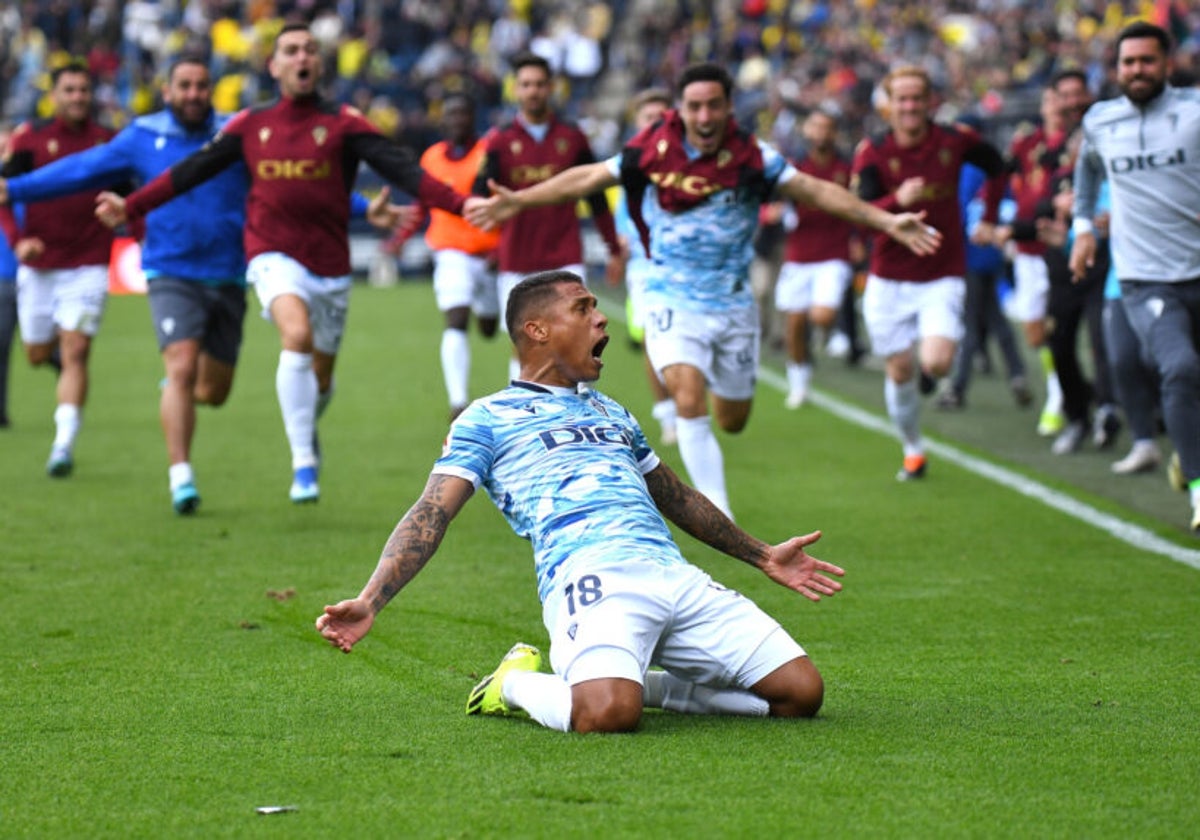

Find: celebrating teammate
95;24;478;505
469;62;940;516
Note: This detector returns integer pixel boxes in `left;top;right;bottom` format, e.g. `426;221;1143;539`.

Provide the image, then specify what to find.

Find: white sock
786;361;812;395
441;328;470;409
884;377;922;453
651;398;676;432
316;378;335;419
276;350;318;469
674;415;731;517
508;356;521;384
1044;371;1063;414
52;403;81;449
643;671;768;717
502;670;573;732
168;461;194;491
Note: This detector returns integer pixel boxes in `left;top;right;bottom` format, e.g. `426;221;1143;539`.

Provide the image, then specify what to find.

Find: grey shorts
147;277;247;365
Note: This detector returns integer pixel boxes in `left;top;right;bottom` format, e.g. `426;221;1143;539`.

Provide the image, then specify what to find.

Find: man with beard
0;63;117;479
1071;21;1200;532
4;55;402;514
96;25;475;506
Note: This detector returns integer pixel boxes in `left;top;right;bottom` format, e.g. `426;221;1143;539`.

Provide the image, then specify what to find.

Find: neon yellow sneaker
466;643;542;716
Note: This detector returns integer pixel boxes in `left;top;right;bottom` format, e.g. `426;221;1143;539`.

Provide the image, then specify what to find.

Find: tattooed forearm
362;475;472;612
645;465;769;567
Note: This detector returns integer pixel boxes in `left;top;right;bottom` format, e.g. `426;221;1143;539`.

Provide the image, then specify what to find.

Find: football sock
651;398;677;432
675;415;732;518
1039;346;1062;411
168;461;194;492
884;377;922;452
643;671;769;717
52;403;80;450
502;670;572;732
786;361;813;395
441;327;470;408
276;350;318;469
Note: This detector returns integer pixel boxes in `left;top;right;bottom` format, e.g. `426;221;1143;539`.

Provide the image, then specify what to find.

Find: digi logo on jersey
539;424;634;451
256;159;332;179
1107;149;1186;174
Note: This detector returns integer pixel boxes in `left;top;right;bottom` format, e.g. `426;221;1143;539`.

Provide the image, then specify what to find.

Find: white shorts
1009;252;1049;323
16;264;109;342
862;274;965;358
433;249;499;316
643;301;759;400
248;252;351;355
542;560;806;689
774;259;852;313
497;264;585;325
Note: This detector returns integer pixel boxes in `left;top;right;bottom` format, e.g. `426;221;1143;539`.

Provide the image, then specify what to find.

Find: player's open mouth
298;69;311;81
592;336;609;362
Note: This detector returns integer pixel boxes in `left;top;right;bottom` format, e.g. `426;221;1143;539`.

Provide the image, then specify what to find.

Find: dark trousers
1044;245;1112;424
951;266;1025;395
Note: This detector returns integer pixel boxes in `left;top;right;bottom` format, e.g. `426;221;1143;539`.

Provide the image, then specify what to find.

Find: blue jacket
7;109;249;284
960;163;1015;276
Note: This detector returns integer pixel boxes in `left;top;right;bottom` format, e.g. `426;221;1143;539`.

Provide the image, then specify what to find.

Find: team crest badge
939;148;951;167
556;138;569;155
313;126;327;146
47;139;59;156
511;140;523;156
888;158;900;174
259;127;272;145
717;149;732;168
656;138;668;158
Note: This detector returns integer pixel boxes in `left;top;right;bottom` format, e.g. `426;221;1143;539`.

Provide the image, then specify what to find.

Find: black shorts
147;277;247;365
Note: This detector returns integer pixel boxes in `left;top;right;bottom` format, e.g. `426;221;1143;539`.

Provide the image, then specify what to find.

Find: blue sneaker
46;446;73;478
172;482;201;515
289;466;319;504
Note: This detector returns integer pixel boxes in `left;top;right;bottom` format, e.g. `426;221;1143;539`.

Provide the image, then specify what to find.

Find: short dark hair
1051;68;1088;90
677;62;732;100
167;53;210;82
505;270;584;342
1115;21;1172;58
50;62;92;88
273;22;312;56
512;52;552;78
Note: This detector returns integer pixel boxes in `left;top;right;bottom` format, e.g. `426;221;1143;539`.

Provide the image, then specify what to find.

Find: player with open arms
852;65;1006;481
96;23;475;504
469;62;940;518
318;271;845;733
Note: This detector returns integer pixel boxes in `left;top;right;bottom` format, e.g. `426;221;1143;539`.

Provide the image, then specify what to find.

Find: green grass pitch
2;283;1198;837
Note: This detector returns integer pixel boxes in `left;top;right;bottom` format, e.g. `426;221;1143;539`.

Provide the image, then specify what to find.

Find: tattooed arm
316;473;475;651
644;463;846;602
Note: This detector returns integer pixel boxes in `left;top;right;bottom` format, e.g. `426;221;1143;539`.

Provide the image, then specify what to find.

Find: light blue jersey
605;141;795;313
433;381;685;601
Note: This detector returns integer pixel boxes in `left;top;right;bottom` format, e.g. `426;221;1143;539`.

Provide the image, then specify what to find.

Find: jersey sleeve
431;405;496;487
124;126;244;221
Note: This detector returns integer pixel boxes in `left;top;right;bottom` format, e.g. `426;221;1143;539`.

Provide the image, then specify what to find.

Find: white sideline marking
756;367;1200;570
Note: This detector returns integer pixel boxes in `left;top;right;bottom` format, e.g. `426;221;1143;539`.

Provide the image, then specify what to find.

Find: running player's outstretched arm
465;162;618;228
643;463;844;601
316;474;475;652
778;170;941;257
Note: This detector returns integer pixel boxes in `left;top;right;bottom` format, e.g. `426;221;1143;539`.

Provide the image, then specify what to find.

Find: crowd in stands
2;1;1196;156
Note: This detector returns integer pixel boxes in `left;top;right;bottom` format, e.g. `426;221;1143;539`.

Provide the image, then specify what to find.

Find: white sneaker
784;389;807;409
1110;443;1161;475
